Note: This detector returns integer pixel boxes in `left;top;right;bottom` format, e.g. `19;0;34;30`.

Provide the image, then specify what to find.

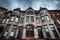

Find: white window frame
11;17;14;21
2;19;6;23
45;16;49;20
3;32;8;36
15;17;18;22
6;19;9;23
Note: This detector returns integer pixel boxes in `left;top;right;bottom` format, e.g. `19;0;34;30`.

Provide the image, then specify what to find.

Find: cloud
0;0;60;10
32;0;60;10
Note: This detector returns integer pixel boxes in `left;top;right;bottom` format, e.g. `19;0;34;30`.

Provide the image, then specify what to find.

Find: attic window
27;11;33;15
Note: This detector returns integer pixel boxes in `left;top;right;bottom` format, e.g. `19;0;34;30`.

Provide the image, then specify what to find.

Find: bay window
49;24;58;37
44;25;51;37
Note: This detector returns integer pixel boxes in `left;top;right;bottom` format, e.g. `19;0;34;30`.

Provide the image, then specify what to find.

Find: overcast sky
0;0;60;10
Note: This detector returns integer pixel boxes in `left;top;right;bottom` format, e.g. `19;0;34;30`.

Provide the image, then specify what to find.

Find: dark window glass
26;26;34;37
50;24;59;37
36;17;40;24
44;25;51;38
37;26;44;39
26;16;29;22
26;11;33;15
17;26;23;39
20;18;24;24
31;16;34;22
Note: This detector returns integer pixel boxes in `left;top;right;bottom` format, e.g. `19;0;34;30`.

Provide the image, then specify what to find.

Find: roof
0;7;8;10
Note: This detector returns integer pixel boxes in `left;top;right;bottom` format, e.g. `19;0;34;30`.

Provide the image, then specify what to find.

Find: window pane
20;18;24;24
10;32;14;36
42;16;45;22
45;16;49;20
50;24;59;37
2;19;6;23
26;26;34;37
26;16;29;22
36;17;40;24
37;27;44;39
6;19;9;23
31;16;34;22
3;32;8;36
15;17;18;22
26;11;33;15
11;17;14;21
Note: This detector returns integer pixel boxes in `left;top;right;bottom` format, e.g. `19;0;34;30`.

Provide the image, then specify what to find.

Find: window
45;15;50;20
37;26;44;39
44;25;51;37
3;26;10;37
36;17;40;24
26;16;34;22
31;16;34;22
35;13;40;16
26;16;29;22
15;17;19;22
26;11;33;15
42;16;45;22
26;26;34;37
10;26;16;37
50;24;58;37
17;26;23;39
10;31;14;36
57;19;60;24
3;32;8;36
21;13;25;16
43;10;47;13
20;18;24;24
0;11;3;14
5;19;9;23
41;10;47;14
2;19;6;23
11;17;14;21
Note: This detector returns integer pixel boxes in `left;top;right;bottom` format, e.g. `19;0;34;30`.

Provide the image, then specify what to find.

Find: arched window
26;11;33;15
26;25;34;37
